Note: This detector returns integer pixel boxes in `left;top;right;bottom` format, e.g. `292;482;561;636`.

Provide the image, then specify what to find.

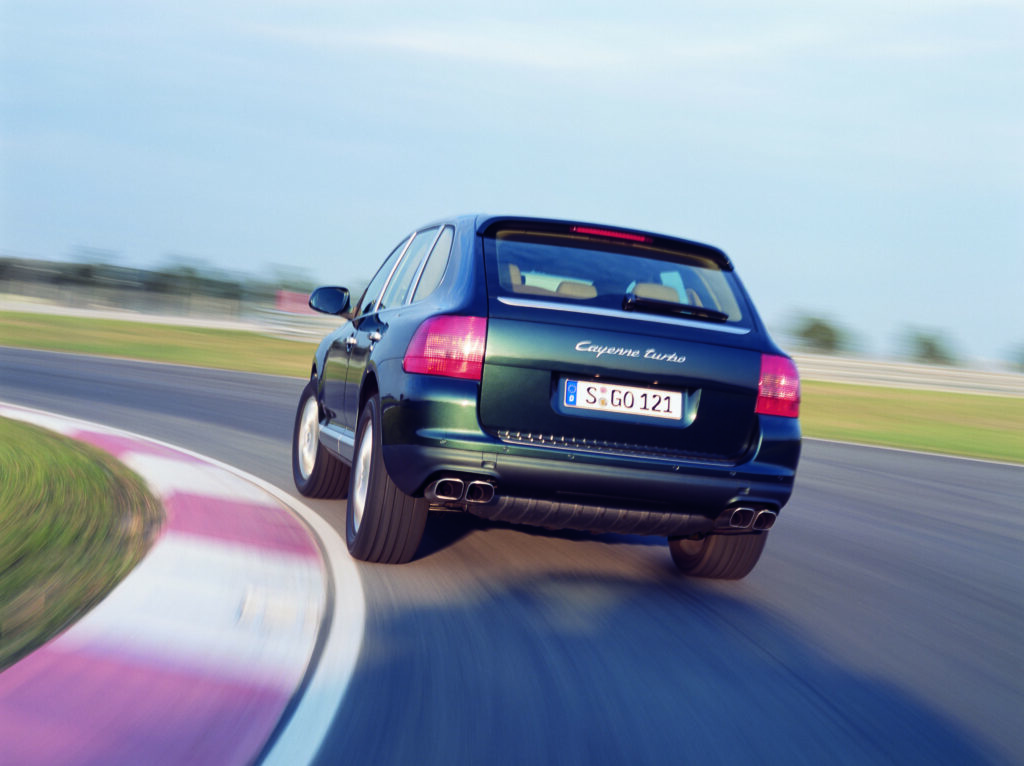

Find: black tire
346;395;428;564
668;532;767;579
292;379;350;498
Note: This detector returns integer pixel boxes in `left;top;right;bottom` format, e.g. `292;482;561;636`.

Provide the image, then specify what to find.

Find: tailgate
479;310;760;461
476;218;766;462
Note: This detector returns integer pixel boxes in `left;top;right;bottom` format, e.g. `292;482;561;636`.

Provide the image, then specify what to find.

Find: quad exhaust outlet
424;486;776;531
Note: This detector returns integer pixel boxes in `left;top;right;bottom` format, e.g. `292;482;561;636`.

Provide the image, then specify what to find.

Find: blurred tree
907;330;957;366
145;256;242;299
69;262;97;285
269;264;316;294
144;268;178;294
70;245;118;265
65;246;122;286
793;315;846;353
1010;344;1024;373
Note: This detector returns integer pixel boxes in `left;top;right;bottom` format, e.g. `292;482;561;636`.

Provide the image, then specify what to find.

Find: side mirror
308;286;351;316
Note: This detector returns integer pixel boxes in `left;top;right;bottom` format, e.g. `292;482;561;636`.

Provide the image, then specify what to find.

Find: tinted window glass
411;226;453;302
355;237;408;318
379;227;438;311
490;229;745;323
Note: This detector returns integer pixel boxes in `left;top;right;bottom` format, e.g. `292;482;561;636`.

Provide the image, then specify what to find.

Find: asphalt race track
2;347;1022;765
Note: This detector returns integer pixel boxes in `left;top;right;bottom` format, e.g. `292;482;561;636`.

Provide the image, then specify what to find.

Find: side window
354;237;409;318
411;226;453;302
379;227;439;311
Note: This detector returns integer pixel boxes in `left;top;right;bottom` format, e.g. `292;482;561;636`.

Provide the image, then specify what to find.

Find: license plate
564;379;682;420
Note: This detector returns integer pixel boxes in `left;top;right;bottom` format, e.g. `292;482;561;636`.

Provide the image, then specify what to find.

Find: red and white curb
0;403;364;766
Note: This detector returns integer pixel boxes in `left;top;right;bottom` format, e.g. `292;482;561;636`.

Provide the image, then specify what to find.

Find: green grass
0;310;317;377
0;418;163;669
801;381;1024;464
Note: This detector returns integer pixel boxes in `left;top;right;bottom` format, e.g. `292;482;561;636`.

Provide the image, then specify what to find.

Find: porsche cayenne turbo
292;215;800;579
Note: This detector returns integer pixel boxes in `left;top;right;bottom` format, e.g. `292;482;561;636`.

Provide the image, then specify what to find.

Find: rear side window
487;228;746;324
411;226;453;303
379;227;439;311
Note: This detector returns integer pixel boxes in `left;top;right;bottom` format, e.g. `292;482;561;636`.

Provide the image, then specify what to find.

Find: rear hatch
477;219;764;463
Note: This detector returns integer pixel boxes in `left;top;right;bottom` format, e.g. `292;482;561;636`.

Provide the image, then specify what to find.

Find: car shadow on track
315;562;1001;766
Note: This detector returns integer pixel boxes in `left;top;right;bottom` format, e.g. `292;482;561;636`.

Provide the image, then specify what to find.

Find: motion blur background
1;0;1022;366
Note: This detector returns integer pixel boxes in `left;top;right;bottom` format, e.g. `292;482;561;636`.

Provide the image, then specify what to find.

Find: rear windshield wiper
622;292;729;323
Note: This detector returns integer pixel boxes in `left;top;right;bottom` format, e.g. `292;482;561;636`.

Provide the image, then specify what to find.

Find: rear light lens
403;315;487;381
756;354;800;418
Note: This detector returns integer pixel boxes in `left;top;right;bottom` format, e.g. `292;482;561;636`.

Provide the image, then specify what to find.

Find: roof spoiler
475;215;733;270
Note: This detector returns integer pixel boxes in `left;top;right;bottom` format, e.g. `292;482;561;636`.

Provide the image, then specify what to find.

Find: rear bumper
386;437;795;506
386;438;797;536
376;363;799;534
378;372;799;534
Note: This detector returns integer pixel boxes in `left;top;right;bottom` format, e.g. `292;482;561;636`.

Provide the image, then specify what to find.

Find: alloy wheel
297;397;320;480
351;419;374;532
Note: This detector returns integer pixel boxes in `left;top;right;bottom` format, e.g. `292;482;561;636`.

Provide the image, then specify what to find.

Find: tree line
0;254;314;306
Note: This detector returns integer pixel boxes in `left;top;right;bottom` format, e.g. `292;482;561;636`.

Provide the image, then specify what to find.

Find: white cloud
247;1;1020;75
249;22;633;71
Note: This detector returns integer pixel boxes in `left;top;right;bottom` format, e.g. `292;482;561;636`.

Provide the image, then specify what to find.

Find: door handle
345;336;358;348
368;331;382;343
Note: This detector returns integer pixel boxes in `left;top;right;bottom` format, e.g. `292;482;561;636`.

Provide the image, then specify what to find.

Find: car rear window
485;227;748;325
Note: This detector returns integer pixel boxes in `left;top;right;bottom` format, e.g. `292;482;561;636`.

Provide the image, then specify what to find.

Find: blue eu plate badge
566;380;578;406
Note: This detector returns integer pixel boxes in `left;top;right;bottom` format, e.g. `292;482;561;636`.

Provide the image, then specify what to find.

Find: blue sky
1;1;1021;364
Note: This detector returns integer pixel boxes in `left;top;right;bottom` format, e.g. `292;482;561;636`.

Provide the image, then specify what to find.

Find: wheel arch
358;370;380;421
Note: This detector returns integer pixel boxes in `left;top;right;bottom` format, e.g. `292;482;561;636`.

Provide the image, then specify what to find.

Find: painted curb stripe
0;402;364;766
71;429;206;464
2;647;286;766
161;492;321;557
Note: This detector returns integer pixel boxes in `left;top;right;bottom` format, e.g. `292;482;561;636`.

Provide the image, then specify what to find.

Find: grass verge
801;381;1024;464
0;418;163;669
0;310;317;377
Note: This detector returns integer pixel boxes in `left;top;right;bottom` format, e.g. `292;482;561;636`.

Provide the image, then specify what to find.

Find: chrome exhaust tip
752;509;777;530
465;480;496;504
425;478;465;503
726;507;756;529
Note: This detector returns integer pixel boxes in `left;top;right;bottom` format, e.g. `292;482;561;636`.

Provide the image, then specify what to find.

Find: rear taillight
756;354;800;418
403;315;487;381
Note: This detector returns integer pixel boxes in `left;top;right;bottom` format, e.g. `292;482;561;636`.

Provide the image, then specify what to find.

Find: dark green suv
292;215;800;578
